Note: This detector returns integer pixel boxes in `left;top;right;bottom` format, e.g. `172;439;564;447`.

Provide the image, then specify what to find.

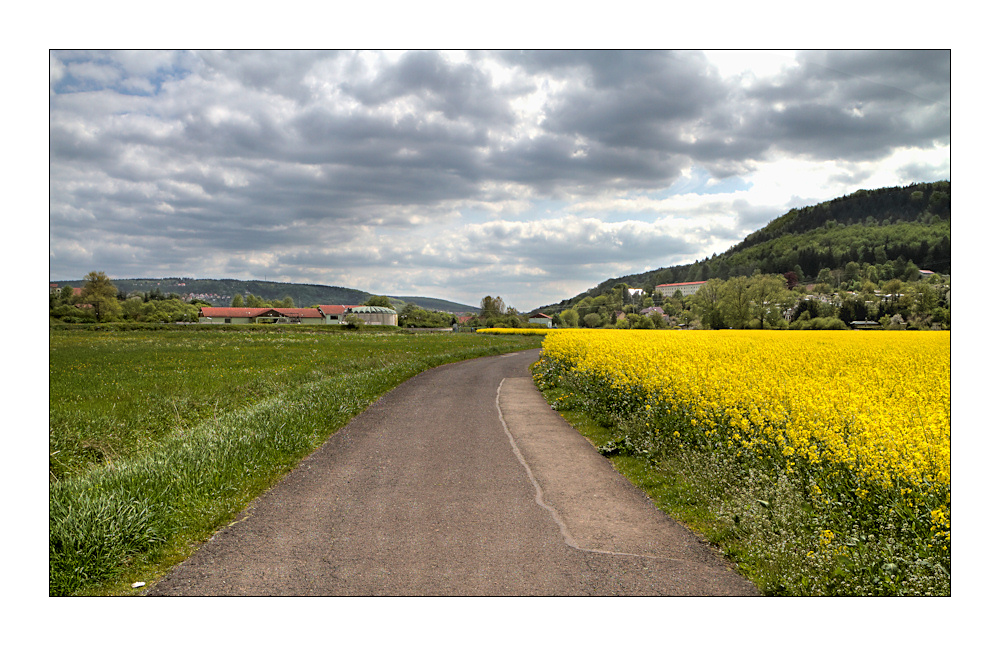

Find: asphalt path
148;348;758;596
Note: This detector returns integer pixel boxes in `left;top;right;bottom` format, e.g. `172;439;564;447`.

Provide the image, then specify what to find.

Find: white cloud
703;50;799;81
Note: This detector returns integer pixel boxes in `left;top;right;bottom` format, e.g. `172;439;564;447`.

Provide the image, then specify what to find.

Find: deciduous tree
748;273;790;329
80;271;122;322
720;276;753;328
560;309;579;328
479;295;506;319
691;278;726;329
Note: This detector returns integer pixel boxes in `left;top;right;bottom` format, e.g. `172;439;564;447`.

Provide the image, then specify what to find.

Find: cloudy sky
49;49;950;310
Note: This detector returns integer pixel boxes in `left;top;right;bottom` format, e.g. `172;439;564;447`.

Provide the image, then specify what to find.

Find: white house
528;312;553;328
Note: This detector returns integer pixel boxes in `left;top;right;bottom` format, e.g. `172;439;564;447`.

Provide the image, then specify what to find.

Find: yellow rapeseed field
540;329;951;546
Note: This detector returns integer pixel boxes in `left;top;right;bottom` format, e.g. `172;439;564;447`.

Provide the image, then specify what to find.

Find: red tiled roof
200;307;324;319
276;307;322;318
656;281;707;288
199;307;273;318
317;305;351;315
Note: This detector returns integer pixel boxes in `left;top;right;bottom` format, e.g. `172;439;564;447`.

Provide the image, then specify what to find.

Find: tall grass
49;327;542;595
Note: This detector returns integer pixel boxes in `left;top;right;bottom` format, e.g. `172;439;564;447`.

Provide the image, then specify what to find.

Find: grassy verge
49;326;542;596
533;365;949;596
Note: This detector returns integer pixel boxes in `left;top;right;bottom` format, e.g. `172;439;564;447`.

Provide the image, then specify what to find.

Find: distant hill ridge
538;180;950;313
49;277;478;314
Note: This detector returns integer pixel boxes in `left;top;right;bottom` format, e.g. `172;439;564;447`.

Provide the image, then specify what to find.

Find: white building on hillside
655;281;707;298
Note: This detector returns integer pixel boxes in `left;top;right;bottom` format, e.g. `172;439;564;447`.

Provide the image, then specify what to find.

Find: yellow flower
539;329;950;521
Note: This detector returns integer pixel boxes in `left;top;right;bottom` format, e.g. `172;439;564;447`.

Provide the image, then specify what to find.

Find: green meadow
49;325;542;595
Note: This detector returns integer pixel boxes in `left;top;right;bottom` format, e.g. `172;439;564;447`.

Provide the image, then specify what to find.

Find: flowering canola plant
538;329;950;586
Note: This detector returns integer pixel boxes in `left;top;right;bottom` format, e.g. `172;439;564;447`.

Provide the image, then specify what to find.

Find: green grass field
49;325;542;595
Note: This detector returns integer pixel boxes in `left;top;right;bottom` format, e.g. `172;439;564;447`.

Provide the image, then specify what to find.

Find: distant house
528;312;553;328
640;306;664;316
655;281;707;298
317;304;352;324
919;269;936;278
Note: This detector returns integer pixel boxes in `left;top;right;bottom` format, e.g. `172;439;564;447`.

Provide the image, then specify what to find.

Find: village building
528;312;553;328
655;281;707;298
317;304;351;324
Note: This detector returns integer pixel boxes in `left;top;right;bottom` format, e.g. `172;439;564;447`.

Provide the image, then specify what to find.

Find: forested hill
540;180;950;312
50;277;478;313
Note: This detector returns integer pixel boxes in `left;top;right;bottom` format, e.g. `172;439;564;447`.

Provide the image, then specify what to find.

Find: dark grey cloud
341;50;520;124
531;51;725;147
739;50;950;161
197;50;334;103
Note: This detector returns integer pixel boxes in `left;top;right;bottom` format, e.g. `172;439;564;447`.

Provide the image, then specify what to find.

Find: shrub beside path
148;348;757;596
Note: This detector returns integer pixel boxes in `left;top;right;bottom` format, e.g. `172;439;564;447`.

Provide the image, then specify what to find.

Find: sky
48;49;950;311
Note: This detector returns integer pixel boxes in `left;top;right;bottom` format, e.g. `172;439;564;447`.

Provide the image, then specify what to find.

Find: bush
788;316;849;330
51;304;97;323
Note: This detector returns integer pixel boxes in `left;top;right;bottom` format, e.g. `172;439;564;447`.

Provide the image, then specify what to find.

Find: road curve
148;348;757;596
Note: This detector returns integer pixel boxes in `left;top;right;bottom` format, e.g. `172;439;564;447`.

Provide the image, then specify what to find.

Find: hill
537;180;950;313
387;296;479;314
49;277;478;314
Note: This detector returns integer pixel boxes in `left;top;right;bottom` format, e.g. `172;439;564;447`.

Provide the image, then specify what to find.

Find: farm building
655;281;707;297
346;306;398;326
198;307;325;324
528;312;553;328
317;304;351;324
199;305;398;326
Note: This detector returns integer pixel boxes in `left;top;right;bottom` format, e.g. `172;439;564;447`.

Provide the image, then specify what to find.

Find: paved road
148;349;757;596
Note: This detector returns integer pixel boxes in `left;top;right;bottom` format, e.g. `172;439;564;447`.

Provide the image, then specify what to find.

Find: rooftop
656;281;707;288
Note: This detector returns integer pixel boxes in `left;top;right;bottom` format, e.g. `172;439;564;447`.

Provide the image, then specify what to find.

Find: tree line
49;272;468;328
546;268;950;331
50;272;207;324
